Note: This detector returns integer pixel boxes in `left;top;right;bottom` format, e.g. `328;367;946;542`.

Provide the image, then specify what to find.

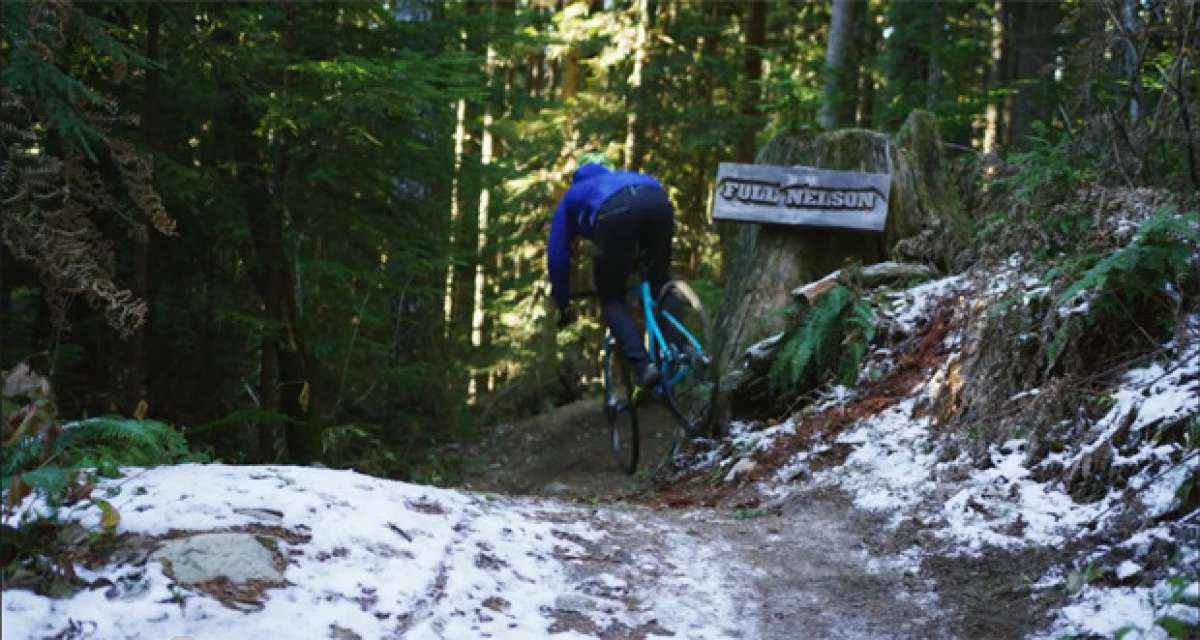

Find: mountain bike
599;280;720;474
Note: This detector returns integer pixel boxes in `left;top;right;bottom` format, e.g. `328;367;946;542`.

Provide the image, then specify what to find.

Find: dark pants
592;184;679;371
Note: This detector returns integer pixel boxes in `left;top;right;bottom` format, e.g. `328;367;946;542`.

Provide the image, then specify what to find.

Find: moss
810;128;891;174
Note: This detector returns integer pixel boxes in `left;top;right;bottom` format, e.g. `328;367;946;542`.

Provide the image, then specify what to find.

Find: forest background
3;0;1197;482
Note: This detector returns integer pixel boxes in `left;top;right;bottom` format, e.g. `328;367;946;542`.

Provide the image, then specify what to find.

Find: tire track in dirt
460;400;954;639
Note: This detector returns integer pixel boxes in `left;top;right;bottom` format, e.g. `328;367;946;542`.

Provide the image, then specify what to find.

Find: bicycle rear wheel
602;335;639;474
656;281;720;441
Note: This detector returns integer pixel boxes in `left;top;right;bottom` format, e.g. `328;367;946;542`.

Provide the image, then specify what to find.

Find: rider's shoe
635;363;661;388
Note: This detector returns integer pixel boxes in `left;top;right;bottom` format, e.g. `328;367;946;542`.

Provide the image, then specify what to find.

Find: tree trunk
470;0;512;398
926;0;944;111
226;6;319;463
1119;0;1142;125
562;48;579;100
449;1;483;396
119;3;161;416
624;0;655;170
724;0;767;278
736;0;767;164
275;7;321;464
445;95;469;332
0;245;12;362
227;98;271;463
856;5;879;127
715;111;967;373
983;0;1006;152
1005;0;1060;146
560;0;579;104
883;0;930;130
819;0;858;130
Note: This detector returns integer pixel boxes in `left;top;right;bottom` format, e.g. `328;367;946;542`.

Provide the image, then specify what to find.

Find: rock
724;458;757;483
151;533;283;585
1115;560;1142;582
542;481;570;495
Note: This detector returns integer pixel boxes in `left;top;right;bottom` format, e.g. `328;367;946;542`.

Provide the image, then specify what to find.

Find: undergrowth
1045;208;1199;370
975;129;1100;259
1;362;201;596
768;285;876;391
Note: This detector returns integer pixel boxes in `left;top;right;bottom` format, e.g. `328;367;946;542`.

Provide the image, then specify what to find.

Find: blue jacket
547;164;662;310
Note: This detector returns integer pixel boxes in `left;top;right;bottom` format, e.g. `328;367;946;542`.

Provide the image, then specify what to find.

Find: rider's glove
557;306;577;328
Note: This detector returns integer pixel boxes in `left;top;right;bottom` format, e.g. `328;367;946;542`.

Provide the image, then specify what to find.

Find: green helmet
576;151;613;170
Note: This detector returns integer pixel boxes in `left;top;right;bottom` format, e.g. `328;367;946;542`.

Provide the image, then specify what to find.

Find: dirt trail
457;399;1028;639
461;398;682;501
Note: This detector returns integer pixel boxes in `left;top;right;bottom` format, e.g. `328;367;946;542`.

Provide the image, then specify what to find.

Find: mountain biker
548;152;679;389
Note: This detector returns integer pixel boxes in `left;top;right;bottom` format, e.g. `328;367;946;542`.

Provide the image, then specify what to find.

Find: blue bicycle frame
638;282;706;394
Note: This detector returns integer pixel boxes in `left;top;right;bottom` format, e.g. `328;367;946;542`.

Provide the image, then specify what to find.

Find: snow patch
2;465;748;640
822;398;936;522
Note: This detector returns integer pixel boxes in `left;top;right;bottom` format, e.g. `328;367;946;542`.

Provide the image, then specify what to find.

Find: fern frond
1047;209;1198;369
0;436;47;479
15;467;71;507
768;286;876;391
53;417;188;464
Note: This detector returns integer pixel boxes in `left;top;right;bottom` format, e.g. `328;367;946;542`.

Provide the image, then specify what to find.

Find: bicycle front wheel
657;281;720;441
602;335;639;474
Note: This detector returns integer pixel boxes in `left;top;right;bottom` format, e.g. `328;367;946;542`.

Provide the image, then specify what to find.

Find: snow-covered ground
723;266;1200;638
3;465;749;640
820;339;1199;638
4;265;1197;639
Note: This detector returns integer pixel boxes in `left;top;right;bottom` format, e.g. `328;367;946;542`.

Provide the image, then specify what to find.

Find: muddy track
458;398;1056;639
460;398;682;501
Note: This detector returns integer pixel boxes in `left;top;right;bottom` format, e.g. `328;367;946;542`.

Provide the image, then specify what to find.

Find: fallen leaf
5;476;32;511
96;500;121;531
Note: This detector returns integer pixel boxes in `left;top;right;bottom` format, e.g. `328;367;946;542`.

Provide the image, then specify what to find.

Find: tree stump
714;110;967;373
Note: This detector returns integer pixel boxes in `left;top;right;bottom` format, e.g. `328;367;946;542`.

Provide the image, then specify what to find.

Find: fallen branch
791;261;939;306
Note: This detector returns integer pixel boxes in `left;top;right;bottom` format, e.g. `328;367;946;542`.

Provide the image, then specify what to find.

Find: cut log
714;110;968;374
792;271;842;306
791;261;939;305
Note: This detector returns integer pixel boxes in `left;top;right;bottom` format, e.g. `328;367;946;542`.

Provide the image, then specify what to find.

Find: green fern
12;467;72;508
1047;209;1198;368
839;299;878;386
769;286;877;391
55;417;197;473
3;416;200;510
0;438;47;484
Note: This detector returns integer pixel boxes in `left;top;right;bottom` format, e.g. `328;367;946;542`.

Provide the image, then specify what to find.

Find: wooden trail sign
712;162;891;232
